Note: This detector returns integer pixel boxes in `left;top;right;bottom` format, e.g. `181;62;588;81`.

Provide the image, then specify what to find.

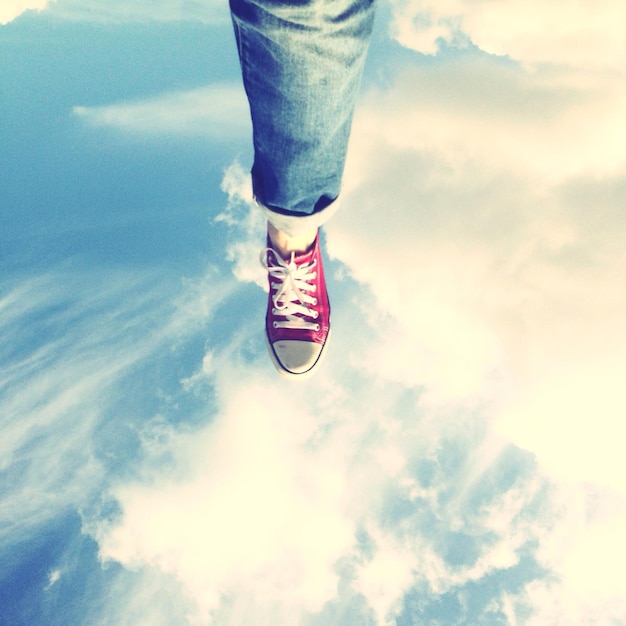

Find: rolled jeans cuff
259;197;341;238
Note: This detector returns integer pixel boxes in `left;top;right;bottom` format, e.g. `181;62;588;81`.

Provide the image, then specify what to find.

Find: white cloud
329;48;626;479
73;84;251;140
318;28;626;623
562;515;626;600
0;272;138;538
94;367;357;623
191;54;626;617
521;579;626;626
45;568;62;589
389;0;626;70
89;305;548;625
65;27;626;626
0;0;49;25
47;0;225;24
497;359;626;493
86;567;193;626
16;216;620;626
354;528;419;626
0;0;228;26
215;160;267;288
7;4;626;625
505;481;626;625
347;59;626;185
0;263;232;547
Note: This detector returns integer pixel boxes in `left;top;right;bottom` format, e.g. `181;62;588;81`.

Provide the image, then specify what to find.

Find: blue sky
2;1;626;625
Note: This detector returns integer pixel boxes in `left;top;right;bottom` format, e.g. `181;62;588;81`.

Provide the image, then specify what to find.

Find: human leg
230;0;376;376
230;0;376;235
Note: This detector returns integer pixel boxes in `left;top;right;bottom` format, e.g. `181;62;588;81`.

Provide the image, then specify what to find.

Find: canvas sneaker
260;233;331;378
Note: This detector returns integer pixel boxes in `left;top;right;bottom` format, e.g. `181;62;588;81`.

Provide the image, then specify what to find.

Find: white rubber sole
265;329;332;380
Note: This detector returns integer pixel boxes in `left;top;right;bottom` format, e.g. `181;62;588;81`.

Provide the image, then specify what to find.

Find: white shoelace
261;248;320;331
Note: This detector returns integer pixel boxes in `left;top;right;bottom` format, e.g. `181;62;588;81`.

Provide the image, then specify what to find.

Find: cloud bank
1;0;49;24
4;2;626;625
389;0;626;70
90;151;626;626
83;3;625;621
331;47;626;494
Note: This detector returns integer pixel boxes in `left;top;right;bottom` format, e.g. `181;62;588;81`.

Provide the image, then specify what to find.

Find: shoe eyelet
312;298;317;306
273;321;278;328
314;324;320;331
313;311;319;319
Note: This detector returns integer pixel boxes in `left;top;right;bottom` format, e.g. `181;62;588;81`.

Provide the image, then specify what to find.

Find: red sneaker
260;233;331;378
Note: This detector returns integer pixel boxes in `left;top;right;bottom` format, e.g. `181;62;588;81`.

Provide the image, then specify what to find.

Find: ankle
268;222;317;258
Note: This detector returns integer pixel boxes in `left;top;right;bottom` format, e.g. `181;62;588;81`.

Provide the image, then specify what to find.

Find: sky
1;1;626;625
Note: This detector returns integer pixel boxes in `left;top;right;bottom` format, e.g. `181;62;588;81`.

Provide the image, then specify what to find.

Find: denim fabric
230;0;376;236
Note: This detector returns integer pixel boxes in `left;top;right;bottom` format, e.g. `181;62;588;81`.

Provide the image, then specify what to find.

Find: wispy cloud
0;272;136;530
0;263;233;545
1;0;228;26
43;0;225;24
215;161;267;288
73;84;250;140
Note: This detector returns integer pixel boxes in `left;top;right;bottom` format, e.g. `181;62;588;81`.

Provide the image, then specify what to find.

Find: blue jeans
230;0;377;236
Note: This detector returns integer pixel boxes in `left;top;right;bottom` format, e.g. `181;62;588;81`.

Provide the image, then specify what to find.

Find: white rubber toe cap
270;339;325;377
